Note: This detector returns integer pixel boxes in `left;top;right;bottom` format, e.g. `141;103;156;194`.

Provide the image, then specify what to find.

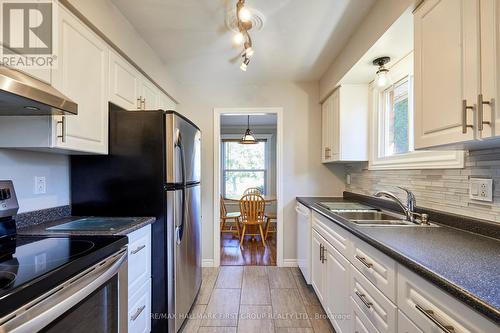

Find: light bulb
245;47;254;58
376;68;390;89
240;62;248;71
233;32;244;45
239;7;252;22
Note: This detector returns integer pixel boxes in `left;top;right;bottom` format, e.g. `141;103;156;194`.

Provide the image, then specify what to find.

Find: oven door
0;249;128;333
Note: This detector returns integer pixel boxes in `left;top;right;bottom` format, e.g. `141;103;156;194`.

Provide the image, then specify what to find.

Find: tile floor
181;266;335;333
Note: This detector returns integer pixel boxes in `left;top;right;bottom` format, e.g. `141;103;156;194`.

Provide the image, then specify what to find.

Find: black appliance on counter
0;180;128;332
70;104;202;333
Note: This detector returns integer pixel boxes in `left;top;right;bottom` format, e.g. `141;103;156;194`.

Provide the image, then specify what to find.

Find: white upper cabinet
139;78;159;110
158;92;176;111
321;84;368;163
109;50;142;110
51;5;109;154
414;0;500;149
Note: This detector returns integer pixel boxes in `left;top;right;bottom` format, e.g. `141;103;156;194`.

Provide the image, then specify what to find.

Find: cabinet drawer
398;310;422;333
351;296;380;333
128;225;152;291
398;265;499;333
312;212;351;258
351;237;396;301
351;266;397;333
128;278;152;333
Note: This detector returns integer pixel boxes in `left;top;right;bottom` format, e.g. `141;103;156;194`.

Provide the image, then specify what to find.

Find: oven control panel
0;180;19;218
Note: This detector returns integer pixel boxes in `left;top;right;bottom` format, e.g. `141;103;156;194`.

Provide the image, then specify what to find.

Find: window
222;139;269;197
380;77;413;157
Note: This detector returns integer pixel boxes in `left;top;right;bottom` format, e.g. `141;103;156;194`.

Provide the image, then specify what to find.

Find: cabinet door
323;241;351;333
479;0;500;138
321;96;332;163
311;229;325;303
109;51;141;110
52;5;109;154
140;79;159;110
414;0;479;148
330;88;340;158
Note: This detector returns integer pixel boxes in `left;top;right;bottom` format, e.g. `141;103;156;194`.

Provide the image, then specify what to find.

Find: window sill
368;150;465;170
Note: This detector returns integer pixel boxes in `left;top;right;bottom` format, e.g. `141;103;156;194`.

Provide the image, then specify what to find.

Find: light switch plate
469;178;493;202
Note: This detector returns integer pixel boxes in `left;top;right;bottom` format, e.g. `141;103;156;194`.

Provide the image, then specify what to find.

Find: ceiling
221;114;277;127
341;9;413;84
111;0;375;85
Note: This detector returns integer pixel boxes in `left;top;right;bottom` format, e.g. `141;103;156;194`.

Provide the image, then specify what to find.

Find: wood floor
220;233;276;266
181;266;335;333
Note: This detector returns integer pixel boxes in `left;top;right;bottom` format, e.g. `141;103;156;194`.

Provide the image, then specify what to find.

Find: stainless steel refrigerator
71;103;202;333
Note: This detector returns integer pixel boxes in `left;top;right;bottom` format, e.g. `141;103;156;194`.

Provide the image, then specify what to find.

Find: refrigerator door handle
175;130;187;245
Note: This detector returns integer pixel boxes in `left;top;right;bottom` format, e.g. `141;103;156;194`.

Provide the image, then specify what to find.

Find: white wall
0;150;70;213
177;81;346;263
64;0;180;101
319;0;416;101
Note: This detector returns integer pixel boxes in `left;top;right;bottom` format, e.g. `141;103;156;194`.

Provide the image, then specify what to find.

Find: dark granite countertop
18;216;156;236
296;196;500;324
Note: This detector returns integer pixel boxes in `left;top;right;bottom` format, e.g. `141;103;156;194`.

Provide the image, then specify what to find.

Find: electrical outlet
346;174;351;185
469;178;493;202
34;176;46;194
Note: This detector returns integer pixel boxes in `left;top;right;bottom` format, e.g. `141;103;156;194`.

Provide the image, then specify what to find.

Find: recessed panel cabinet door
140;79;159;110
109;51;141;110
323;241;351;333
52;6;109;154
414;0;479;148
311;230;325;303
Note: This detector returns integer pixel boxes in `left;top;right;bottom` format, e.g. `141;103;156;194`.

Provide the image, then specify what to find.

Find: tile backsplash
346;149;500;223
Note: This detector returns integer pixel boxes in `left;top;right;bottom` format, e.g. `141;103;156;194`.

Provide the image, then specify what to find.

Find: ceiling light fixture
234;0;256;72
373;57;391;89
240;115;258;144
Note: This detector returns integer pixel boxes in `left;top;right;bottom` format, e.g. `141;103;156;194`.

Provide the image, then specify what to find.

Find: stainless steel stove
0;180;128;333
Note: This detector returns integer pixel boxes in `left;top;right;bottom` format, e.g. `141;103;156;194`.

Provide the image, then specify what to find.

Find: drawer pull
355;291;373;309
415;304;455;333
131;305;146;321
131;244;146;255
355;255;373;268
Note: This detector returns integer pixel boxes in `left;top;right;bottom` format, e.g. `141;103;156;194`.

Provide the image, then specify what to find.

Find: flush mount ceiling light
373;56;391;89
240;115;258;144
228;0;262;72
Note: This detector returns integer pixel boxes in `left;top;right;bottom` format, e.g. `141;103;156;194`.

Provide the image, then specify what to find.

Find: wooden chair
239;194;267;247
265;212;277;240
243;187;262;195
220;196;241;237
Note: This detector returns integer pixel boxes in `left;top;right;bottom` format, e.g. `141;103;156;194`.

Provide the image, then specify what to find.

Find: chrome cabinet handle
137;97;142;109
322;247;327;263
141;97;146;109
130;305;146;322
355;255;373;268
319;244;323;262
478;94;492;131
355;291;373;309
325;147;331;159
415;304;455;332
57;116;66;143
131;244;146;255
462;100;474;134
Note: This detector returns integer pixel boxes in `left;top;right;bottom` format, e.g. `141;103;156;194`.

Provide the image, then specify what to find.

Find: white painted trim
282;259;298;267
213;107;284;267
202;259;215;267
368;58;465;170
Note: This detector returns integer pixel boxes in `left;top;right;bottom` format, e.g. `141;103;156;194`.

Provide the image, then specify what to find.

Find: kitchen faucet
374;187;428;224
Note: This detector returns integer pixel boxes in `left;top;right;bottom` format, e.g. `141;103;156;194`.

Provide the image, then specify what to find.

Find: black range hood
0;66;77;116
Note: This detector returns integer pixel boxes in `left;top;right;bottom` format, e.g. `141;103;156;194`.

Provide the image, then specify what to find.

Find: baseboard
202;259;215;267
282;259;298;267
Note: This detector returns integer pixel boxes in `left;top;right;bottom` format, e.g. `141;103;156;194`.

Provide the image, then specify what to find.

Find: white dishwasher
296;202;312;284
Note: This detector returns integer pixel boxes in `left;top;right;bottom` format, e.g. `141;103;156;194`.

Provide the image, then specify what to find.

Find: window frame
221;134;272;197
368;54;464;170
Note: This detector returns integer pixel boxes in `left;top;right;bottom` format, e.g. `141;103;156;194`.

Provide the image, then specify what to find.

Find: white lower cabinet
127;225;152;333
306;205;500;333
398;265;499;333
323;240;352;333
398;310;422;333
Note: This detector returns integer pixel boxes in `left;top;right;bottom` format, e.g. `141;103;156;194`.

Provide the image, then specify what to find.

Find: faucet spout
374;190;413;222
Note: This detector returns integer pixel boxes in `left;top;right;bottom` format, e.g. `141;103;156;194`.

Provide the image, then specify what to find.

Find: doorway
213;108;283;267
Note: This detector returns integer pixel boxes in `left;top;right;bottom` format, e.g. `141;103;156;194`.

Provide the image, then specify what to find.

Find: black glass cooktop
0;234;127;318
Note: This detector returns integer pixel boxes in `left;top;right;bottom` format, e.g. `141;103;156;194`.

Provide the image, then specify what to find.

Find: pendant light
240;115;258;144
373;56;391;90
